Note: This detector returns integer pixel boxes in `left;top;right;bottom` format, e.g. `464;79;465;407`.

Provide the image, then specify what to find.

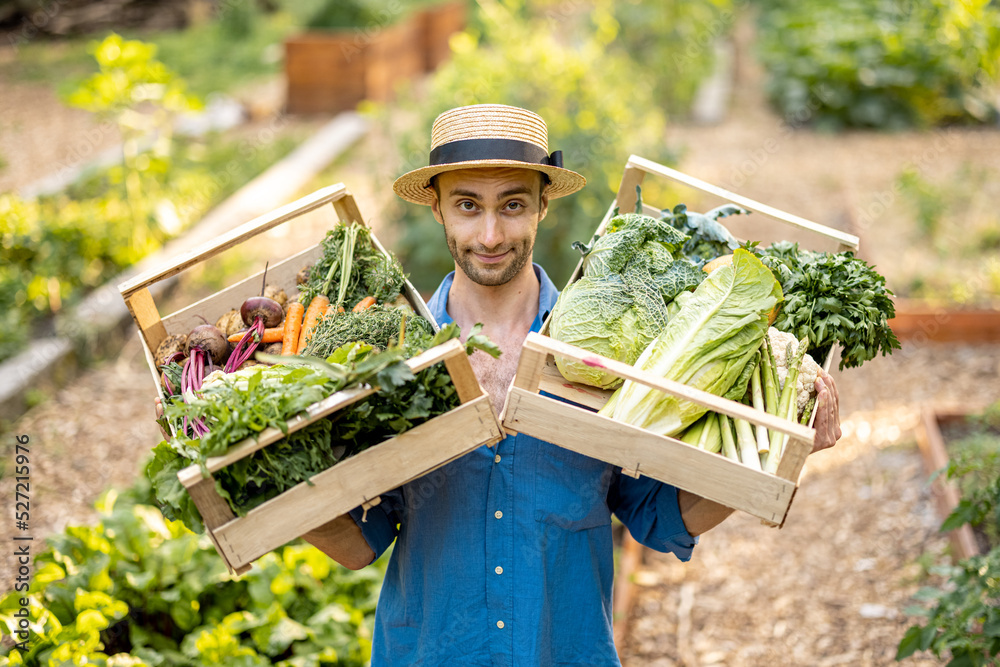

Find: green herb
757;241;900;370
302;305;436;359
298;222;407;310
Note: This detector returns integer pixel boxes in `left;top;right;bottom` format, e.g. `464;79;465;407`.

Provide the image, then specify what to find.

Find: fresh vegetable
765;335;809;473
298;294;330;353
214;308;244;336
298;222;406;310
549;273;670;389
282;300;305;355
241;294;284;329
226;326;284;344
661;203;745;267
154;333;187;368
550;211;703;388
767;327;821;418
353;295;377;312
186;324;229;365
600;248;782;436
302;304;435;359
757;241;900;369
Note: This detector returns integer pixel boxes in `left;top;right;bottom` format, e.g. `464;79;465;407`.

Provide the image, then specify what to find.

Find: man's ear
430;189;444;225
538;186;550;223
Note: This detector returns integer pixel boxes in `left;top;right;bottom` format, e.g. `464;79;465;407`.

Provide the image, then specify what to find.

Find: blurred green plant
755;0;1000;130
896;403;1000;666
305;0;413;29
897;167;948;238
0;478;382;665
377;0;672;291
611;0;734;115
64;33;202;248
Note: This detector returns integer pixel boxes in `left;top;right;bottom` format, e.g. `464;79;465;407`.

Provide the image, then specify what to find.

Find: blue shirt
349;264;696;666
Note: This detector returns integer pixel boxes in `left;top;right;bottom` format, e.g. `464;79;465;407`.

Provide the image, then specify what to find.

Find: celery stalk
765;337;810;474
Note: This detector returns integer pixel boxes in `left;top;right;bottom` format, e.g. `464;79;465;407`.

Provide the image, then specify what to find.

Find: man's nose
480;210;503;249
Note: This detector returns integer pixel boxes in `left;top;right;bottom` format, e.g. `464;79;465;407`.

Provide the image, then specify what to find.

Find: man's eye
506;201;523;211
459;201;476;211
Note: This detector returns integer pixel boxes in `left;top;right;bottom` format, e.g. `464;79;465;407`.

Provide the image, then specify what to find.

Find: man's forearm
300;514;375;570
677;489;735;536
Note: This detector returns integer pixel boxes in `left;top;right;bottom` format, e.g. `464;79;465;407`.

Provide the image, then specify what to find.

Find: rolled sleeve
348;488;403;562
609;471;697;561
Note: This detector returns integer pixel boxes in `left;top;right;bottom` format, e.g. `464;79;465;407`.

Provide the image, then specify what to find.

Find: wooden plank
161;244;323;336
623;155;860;250
178;339;467;483
526;333;814;444
614;163;647;218
511;338;547;393
126;287;168;354
505;388;795;524
443;352;484;404
214;396;501;568
119;184;351;297
332;192;364;225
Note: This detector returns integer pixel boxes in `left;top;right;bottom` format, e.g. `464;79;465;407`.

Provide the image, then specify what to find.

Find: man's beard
445;229;534;287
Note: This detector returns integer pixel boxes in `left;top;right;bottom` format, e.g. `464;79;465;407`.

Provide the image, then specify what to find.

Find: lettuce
600;248;782;436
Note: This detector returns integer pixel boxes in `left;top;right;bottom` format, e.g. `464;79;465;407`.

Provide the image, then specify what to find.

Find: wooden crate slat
126;287;169;354
620;155;860;250
119;184;351;297
505;388;795;525
213;396;501;569
537;359;611;412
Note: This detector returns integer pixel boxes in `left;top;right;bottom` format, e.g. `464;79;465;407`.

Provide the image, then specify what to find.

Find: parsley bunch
758;241;900;369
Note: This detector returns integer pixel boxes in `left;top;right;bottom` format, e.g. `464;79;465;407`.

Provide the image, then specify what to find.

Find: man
303;104;842;665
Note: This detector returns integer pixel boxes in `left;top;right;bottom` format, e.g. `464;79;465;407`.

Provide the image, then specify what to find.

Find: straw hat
393;104;586;206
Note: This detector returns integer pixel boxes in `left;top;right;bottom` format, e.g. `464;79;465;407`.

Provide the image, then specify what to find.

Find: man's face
430;167;549;287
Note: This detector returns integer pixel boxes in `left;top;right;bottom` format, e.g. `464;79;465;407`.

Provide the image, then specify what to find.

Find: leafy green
551;212;702;389
302;305;436;359
0;480;382;666
600;248;781;436
661;203;744;267
757;241;900;369
298;222;407;310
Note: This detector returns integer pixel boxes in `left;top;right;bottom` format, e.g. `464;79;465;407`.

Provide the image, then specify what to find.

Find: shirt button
496;620;505;629
494;510;503;519
494;454;501;463
495;565;503;575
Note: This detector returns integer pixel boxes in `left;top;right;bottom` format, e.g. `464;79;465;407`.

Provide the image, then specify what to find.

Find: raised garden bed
915;407;994;560
890;299;1000;344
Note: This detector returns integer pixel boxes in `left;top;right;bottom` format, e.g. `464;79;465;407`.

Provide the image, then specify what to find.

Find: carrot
297;295;330;353
227;327;284;344
281;301;305;355
352;296;377;313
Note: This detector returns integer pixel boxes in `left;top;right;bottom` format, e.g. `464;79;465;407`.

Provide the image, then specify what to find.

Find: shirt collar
425;263;560;334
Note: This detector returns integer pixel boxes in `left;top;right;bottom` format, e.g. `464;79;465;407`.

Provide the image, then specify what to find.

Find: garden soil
4;22;1000;667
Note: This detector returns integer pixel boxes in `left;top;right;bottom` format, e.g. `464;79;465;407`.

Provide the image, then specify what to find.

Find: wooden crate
119;184;502;573
500;155;860;526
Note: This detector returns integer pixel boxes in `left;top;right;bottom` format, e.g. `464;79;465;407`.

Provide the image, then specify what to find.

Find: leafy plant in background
64;33;202;249
755;0;1000;130
610;0;734;116
0;478;382;666
897;403;1000;666
376;0;672;291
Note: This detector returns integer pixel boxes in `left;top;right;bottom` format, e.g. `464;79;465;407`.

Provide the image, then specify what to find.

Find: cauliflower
767;328;820;418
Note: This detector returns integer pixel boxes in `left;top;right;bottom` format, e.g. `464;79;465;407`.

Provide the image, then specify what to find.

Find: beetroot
241;296;283;328
186;324;229;365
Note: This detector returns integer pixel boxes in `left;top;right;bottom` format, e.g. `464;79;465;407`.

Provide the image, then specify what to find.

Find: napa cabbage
599;248;782;436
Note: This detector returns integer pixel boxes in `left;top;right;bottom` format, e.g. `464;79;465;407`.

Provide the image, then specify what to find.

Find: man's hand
811;369;842;453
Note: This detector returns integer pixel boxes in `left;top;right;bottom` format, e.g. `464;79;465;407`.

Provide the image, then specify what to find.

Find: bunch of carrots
224;295;379;355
